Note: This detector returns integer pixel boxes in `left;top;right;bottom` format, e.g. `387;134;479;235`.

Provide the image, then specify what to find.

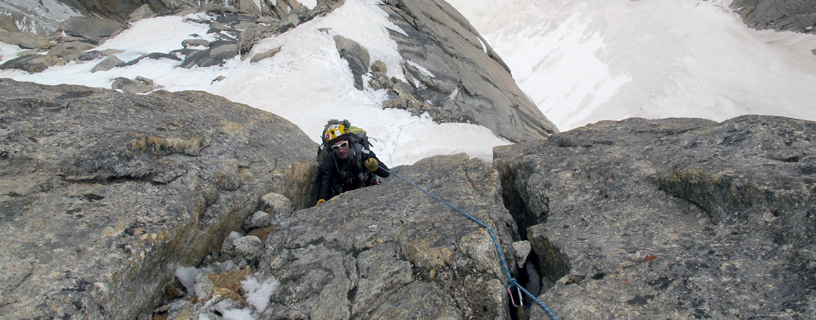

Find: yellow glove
316;199;326;205
364;158;379;171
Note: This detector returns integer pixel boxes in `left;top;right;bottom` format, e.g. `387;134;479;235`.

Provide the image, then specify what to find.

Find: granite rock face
0;79;317;319
494;116;816;319
258;153;522;320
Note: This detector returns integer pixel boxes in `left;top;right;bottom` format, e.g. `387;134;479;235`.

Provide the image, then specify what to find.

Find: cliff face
495;116;816;318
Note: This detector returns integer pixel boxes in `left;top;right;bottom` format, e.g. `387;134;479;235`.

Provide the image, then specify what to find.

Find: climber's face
332;140;349;159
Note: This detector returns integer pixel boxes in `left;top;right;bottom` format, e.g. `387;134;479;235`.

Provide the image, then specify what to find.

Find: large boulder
0;30;54;50
57;16;125;44
258;153;522;319
334;35;370;90
0;79;317;319
380;0;558;142
494;115;816;319
0;54;63;73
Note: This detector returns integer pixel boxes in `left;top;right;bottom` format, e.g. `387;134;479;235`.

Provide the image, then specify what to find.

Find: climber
316;120;389;205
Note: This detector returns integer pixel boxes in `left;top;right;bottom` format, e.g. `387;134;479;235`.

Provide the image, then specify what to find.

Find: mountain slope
0;0;557;166
447;0;816;131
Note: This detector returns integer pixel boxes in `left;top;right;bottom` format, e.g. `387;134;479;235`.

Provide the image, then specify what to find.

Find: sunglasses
331;141;349;150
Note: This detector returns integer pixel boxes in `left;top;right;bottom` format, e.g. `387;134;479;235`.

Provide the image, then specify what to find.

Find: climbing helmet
324;123;349;143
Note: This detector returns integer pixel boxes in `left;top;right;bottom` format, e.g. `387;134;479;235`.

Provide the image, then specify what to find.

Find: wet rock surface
495;115;816;319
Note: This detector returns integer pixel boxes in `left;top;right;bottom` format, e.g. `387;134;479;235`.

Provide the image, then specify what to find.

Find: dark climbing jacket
318;140;389;201
316;119;390;200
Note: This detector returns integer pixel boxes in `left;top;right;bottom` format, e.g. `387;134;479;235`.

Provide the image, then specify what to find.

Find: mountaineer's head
324;124;350;159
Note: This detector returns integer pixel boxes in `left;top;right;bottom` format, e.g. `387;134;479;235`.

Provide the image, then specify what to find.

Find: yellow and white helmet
324;123;349;143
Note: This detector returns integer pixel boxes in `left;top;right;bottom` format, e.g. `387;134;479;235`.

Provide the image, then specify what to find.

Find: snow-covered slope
447;0;816;131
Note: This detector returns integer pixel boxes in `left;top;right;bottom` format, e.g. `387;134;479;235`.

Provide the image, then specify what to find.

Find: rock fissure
60;173;155;185
461;162;487;198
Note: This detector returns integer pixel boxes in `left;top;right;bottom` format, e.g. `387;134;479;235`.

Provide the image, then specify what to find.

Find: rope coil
380;166;558;320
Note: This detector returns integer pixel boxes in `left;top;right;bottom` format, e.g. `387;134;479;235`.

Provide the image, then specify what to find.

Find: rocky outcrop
731;0;816;34
0;53;63;73
0;30;54;50
111;76;165;93
5;1;341;72
120;153;530;320
62;0;170;23
379;0;557;142
258;153;522;319
0;15;125;74
334;35;370;90
0;79;317;319
495;115;816;319
57;16;125;44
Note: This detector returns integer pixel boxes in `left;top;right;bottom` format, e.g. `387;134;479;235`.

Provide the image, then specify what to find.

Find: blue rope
379;166;558;320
